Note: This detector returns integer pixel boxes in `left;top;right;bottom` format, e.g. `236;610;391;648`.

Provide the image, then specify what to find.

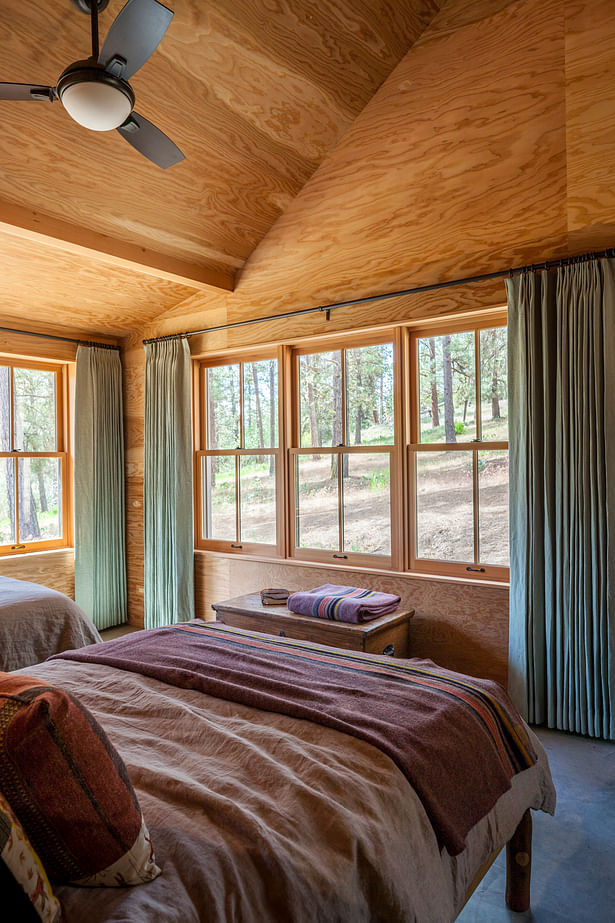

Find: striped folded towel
287;585;400;623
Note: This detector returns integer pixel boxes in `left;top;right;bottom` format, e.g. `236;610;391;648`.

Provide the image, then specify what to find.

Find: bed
11;621;555;922
0;575;101;671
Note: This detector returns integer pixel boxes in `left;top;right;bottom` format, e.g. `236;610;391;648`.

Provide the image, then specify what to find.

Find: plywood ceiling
0;0;441;337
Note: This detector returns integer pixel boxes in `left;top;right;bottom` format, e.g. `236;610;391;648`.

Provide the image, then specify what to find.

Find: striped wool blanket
54;623;536;856
287;584;400;622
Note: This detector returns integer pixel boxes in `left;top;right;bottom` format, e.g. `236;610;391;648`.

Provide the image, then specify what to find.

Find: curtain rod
143;245;615;345
0;326;120;350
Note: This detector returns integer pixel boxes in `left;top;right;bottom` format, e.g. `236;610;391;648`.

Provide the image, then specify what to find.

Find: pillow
0;672;160;887
0;789;60;922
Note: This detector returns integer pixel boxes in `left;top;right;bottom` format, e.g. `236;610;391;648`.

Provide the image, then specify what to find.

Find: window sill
194;548;509;591
0;546;73;562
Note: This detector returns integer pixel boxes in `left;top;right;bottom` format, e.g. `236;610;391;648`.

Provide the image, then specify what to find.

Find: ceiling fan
0;0;184;168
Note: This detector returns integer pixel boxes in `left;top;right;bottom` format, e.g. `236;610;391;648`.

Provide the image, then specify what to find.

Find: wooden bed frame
460;810;532;915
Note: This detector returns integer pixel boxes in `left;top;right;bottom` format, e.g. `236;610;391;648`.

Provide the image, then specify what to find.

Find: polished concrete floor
458;728;615;923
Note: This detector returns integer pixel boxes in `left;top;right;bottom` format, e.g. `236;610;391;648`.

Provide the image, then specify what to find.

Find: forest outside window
290;334;401;568
0;359;69;554
410;321;509;579
196;353;282;553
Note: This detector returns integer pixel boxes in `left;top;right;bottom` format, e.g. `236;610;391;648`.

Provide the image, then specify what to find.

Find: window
195;352;282;553
290;334;401;567
194;318;509;582
410;322;508;579
0;359;70;555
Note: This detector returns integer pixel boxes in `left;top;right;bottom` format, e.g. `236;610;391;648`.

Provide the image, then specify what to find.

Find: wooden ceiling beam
0;199;235;293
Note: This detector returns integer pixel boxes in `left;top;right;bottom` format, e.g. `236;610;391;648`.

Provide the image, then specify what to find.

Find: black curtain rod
143;246;615;345
0;327;120;351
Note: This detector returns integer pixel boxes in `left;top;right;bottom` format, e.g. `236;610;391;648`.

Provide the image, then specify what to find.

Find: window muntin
411;323;509;577
197;354;281;553
291;337;397;565
0;360;68;555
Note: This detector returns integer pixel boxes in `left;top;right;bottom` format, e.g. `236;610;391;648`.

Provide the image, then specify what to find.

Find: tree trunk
354;367;363;445
37;467;48;513
14;396;40;539
252;364;265;464
269;361;276;476
429;338;439;427
442;335;456;443
331;356;345;478
306;358;320;461
208;387;217;487
0;372;15;541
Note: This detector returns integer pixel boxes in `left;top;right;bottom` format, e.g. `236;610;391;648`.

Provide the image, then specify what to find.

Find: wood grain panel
565;0;615;250
227;0;568;317
0;232;197;337
0;549;75;599
194;552;509;683
0;315;118;361
0;0;441;297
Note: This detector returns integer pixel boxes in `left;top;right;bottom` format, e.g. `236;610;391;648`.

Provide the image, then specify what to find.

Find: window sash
0;360;69;555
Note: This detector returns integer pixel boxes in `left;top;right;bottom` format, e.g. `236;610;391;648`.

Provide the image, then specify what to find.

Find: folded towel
287;584;400;624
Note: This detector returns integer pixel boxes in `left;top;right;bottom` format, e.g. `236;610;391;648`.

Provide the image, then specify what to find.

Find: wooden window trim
289;330;402;570
192;318;509;585
0;359;70;556
408;321;509;581
194;348;284;557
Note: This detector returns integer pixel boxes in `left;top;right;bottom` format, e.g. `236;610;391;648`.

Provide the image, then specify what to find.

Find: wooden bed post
506;809;532;912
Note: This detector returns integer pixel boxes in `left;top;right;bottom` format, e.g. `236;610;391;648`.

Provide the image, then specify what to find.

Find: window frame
288;329;403;570
193;347;286;557
407;313;509;581
0;357;72;556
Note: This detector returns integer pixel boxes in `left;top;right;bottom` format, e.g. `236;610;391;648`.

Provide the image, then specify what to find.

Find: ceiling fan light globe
60;80;133;131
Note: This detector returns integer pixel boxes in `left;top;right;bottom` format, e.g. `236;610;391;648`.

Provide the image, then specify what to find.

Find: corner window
0;360;70;554
195;354;281;553
410;323;508;578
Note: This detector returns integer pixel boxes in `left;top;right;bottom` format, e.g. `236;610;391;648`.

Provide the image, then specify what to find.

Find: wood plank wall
123;0;615;684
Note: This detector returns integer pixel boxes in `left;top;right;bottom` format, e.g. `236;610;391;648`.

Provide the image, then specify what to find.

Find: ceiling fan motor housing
57;59;135;130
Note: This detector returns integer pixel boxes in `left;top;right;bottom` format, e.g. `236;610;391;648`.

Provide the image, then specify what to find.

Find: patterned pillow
0;672;160;887
0;789;60;922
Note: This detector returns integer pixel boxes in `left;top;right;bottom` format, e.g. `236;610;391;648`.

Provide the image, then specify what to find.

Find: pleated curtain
507;258;615;740
144;338;194;628
74;346;127;630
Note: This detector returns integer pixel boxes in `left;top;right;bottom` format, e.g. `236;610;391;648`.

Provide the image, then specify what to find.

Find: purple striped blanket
54;622;536;856
287;584;400;622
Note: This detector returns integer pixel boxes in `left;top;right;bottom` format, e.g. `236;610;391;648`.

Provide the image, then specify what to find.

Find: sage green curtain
144;338;194;627
507;259;615;740
74;346;126;630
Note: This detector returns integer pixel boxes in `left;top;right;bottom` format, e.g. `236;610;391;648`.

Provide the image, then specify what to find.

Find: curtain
74;346;126;630
507;258;615;740
144;338;194;627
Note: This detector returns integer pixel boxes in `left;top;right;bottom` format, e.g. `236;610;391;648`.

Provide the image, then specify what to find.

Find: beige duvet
22;658;556;923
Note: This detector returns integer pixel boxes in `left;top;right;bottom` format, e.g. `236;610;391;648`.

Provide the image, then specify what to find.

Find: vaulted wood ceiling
0;0;442;336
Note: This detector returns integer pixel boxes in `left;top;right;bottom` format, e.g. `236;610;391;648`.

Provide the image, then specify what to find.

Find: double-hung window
0;359;70;554
195;352;282;553
290;333;401;568
409;319;509;579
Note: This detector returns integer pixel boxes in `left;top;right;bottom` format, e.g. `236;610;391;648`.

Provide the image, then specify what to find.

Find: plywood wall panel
194;553;509;684
0;550;75;599
565;0;615;251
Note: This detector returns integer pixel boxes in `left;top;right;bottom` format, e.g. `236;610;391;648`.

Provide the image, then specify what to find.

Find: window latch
466;566;485;573
333;553;348;559
11;544;26;551
230;543;243;549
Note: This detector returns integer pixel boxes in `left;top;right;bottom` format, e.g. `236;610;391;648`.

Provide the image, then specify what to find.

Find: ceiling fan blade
117;112;184;168
0;83;54;101
99;0;173;80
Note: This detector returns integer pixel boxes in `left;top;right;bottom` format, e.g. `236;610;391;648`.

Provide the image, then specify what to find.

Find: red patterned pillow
0;672;160;886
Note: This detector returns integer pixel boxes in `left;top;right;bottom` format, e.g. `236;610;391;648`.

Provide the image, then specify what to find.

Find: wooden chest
211;593;413;658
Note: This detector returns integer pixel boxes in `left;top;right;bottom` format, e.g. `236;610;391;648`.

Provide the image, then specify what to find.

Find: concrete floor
458;727;615;923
